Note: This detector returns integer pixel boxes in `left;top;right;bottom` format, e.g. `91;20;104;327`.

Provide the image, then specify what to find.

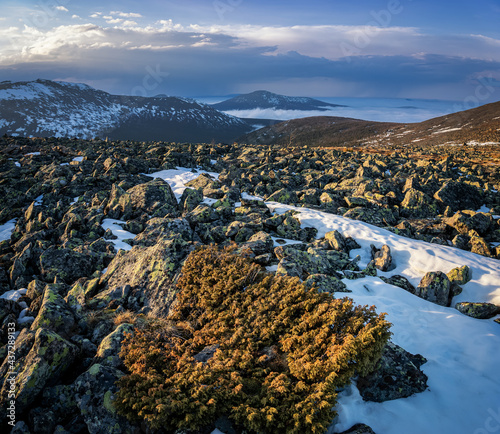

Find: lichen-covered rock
446;265;472;285
240;231;274;256
380;275;416;294
276;258;303;278
266;188;299;204
120;178;179;220
179;187;203;213
132;217;193;246
31;284;80;338
357;342;428;402
434;181;483;212
400;188;438;218
185;173;220;190
344;206;398;226
469;236;492;257
95;323;134;368
325;230;347;252
455;302;500;319
72;363;137;434
185;204;219;226
369;244;393;272
0;328;78;417
95;237;194;312
275;245;358;279
39;247;98;284
304;274;349;293
415;271;451;306
446;211;493;235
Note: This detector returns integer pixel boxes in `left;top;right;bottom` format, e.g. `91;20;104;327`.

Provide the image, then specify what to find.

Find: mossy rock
446;265;472;285
0;328;78;417
455;302;500;319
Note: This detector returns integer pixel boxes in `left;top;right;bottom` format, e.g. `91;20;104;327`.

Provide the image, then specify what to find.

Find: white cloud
110;11;143;18
55;6;69;12
90;13;101;18
72;15;80;19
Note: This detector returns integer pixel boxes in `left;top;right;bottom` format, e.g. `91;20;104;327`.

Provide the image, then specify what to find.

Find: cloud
110;11;143;18
0;20;498;101
55;6;69;12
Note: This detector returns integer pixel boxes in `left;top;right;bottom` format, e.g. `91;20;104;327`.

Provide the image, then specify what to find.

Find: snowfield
148;167;500;434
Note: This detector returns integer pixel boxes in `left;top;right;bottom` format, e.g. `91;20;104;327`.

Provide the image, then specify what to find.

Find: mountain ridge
0;79;254;142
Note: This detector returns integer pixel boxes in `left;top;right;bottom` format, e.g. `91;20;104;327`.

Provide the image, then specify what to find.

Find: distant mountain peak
212;90;347;112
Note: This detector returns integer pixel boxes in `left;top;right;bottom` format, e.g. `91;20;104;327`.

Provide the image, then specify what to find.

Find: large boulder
357;342;428;402
119;178;179;220
400;188;439;218
434;181;483;212
415;271;451;306
31;284;80;338
95;323;135;369
39;247;97;284
94;236;194;313
343;206;398;227
72;364;137;434
455;302;500;319
446;211;493;235
0;328;78;418
132;217;193;246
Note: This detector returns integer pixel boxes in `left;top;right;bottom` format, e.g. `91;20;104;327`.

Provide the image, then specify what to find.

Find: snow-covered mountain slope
0;79;253;142
212;90;346;111
143;167;499;434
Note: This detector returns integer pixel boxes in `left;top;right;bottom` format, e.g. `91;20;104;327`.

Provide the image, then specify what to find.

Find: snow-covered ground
101;219;135;252
149;167;500;434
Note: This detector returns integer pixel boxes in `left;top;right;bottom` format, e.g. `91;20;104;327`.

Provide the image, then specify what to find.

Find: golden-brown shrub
115;245;391;433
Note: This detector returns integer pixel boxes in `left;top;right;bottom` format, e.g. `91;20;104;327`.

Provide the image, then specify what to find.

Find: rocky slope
239;100;500;147
0;80;253;142
212;90;346;111
0;136;499;433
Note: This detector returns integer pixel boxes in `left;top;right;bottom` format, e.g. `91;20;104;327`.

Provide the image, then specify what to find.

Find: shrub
115;245;391;433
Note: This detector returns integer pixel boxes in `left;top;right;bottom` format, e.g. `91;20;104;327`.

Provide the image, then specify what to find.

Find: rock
240;231;274;256
434;181;483;212
179;187;203;213
95;323;134;368
343;206;398;227
304;274;349;293
185;173;220;190
72;363;137;434
0;298;22;325
469;236;492;257
133;217;193;246
266;188;299;204
39;247;97;284
400;188;439;218
455;302;500;319
29;407;57;434
276;259;303;278
446;265;472;285
11;421;31;433
325;230;347;252
120;178;179;220
380;275;416;294
185;204;219;226
193;344;220;363
95;237;194;313
369;244;393;272
446;211;493;235
415;271;451;306
0;328;78;417
30;284;80;338
338;424;376;434
357;342;428;402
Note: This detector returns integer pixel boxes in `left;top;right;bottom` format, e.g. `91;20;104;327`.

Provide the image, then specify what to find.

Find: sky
0;0;500;102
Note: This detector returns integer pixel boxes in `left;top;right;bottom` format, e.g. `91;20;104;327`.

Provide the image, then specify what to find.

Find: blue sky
0;0;499;102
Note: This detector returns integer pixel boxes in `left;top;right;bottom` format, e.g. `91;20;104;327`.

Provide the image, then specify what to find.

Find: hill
0;79;254;142
238;100;500;148
212;90;346;111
